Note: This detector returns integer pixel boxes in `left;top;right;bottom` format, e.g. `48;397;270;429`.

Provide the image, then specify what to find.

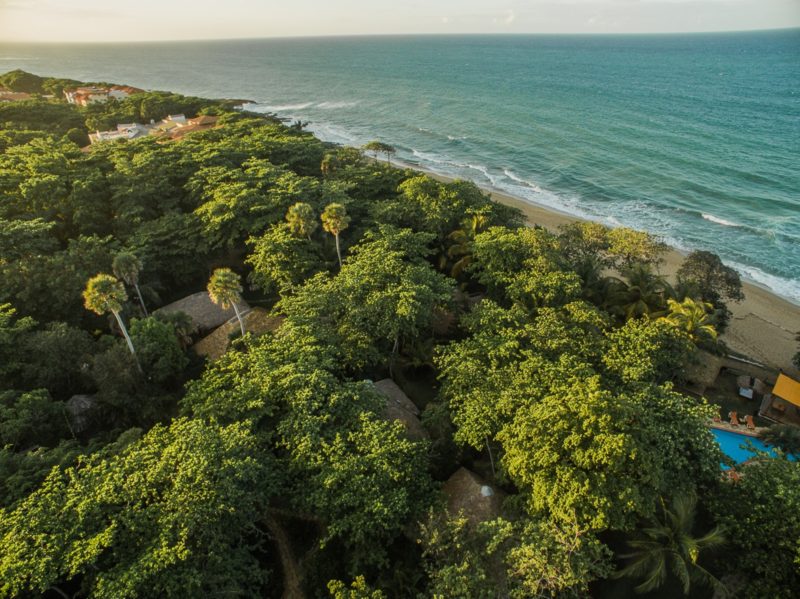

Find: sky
1;0;799;42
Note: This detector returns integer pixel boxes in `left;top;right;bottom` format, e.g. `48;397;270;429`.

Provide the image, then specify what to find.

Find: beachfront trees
207;268;245;336
112;251;148;316
615;495;727;596
83;274;136;357
676;250;743;332
603;317;694;384
363;140;396;164
285;201;318;239
677;250;744;304
321;202;350;267
663;297;718;346
616;263;672;319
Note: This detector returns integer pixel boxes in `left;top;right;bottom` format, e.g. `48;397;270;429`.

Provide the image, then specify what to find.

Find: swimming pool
712;428;780;469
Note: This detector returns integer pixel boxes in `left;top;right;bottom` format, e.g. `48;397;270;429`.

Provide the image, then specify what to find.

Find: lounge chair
745;415;755;429
729;411;738;426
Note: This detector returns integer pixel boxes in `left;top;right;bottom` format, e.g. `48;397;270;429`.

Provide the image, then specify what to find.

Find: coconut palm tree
112;252;148;316
321;203;350;268
663;297;718;345
616;495;727;596
83;274;137;357
447;211;490;279
208;268;246;336
617;263;673;320
285;202;318;240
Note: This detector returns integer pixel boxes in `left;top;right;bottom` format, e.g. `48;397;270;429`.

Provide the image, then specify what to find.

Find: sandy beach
421;169;800;375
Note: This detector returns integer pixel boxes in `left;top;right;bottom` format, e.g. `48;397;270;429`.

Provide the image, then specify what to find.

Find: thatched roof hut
685;350;725;395
193;308;283;361
373;378;429;441
155;292;250;333
442;467;504;525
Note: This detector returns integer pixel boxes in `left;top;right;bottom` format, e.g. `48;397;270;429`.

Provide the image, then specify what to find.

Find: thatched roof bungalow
441;467;504;525
373;378;428;441
155;291;249;334
684;350;725;395
193;308;284;361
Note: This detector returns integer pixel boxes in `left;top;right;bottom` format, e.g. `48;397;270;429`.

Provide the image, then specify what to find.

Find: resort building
759;373;800;427
64;85;142;106
0;90;33;102
88;123;152;144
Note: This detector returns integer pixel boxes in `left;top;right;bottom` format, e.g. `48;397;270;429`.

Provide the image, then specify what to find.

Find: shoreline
401;161;800;374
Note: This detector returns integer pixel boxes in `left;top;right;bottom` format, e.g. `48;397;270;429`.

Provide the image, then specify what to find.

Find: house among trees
89;122;152;143
193;308;284;361
759;373;800;427
373;378;428;440
155;291;249;335
88;114;220;144
0;90;33;102
64;85;142;105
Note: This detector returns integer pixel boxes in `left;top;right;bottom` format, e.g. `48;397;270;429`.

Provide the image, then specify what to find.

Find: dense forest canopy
0;70;797;598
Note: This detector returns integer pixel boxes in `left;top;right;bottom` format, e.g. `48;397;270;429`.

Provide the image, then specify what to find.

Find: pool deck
708;421;766;437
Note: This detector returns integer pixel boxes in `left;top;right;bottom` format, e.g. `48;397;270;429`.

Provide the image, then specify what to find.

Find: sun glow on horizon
0;0;799;43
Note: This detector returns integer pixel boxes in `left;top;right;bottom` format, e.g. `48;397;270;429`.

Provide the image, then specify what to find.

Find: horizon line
2;26;798;45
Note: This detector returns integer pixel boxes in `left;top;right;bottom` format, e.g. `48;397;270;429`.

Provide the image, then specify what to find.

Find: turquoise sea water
2;31;798;300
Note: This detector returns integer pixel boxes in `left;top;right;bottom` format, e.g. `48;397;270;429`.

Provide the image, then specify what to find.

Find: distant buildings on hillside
0;90;34;102
64;85;142;106
88;114;219;144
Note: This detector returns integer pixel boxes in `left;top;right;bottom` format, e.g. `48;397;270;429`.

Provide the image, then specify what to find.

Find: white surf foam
256;101;314;112
316;101;360;110
702;213;740;228
726;261;800;304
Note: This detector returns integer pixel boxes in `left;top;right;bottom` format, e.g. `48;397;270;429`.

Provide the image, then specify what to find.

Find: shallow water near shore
2;30;799;300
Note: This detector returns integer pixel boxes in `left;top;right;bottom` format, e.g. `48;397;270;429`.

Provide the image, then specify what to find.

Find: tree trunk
133;283;148;317
334;233;342;268
232;302;245;336
113;310;136;356
264;515;306;599
113;310;142;372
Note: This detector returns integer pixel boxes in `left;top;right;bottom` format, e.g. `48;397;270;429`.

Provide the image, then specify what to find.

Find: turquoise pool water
712;428;781;469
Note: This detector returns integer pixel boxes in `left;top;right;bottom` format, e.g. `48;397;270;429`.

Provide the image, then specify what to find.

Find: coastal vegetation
0;70;798;598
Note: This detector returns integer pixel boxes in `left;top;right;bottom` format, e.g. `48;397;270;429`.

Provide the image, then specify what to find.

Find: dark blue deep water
2;30;798;299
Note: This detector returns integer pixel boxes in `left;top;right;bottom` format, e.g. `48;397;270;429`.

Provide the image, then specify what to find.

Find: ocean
2;30;798;301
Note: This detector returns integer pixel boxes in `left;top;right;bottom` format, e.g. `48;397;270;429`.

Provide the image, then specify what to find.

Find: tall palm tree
663;297;718;345
83;274;137;357
112;252;148;316
321;203;350;268
616;495;727;596
447;211;490;279
208;268;246;336
618;263;673;320
285;202;318;240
